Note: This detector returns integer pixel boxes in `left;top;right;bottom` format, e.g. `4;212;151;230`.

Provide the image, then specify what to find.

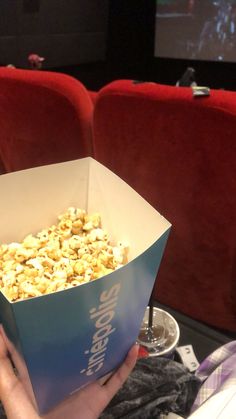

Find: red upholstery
93;80;236;332
89;90;98;105
0;158;5;175
0;68;93;172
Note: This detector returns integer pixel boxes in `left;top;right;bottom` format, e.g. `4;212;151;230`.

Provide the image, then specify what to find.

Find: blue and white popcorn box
0;157;171;414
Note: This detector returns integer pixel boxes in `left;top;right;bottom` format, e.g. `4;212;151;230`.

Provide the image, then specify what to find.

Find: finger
0;333;19;394
0;333;38;419
0;325;12;360
103;344;139;401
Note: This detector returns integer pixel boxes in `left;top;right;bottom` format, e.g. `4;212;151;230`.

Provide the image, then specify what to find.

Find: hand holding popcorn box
0;158;171;414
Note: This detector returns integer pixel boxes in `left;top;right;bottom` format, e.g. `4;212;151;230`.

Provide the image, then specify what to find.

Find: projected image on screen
155;1;236;62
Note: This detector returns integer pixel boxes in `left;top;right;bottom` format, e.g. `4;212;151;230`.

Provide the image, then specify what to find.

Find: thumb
0;333;38;419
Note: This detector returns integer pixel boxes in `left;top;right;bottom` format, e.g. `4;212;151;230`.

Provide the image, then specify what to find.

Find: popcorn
0;208;129;302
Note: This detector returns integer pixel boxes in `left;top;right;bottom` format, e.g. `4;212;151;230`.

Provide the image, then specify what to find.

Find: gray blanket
0;357;200;418
101;356;201;419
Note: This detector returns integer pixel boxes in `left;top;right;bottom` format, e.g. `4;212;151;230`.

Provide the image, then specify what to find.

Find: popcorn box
0;157;171;414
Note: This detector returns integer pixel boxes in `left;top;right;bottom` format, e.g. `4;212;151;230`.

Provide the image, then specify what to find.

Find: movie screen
155;0;236;62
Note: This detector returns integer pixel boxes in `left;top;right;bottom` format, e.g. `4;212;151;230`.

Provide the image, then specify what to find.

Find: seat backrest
93;79;236;332
0;68;94;172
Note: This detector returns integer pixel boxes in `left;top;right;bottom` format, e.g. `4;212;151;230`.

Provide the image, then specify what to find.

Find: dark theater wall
107;0;155;81
0;0;109;68
106;0;236;91
1;0;236;90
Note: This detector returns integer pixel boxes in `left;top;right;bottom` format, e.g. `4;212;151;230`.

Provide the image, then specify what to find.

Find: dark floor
50;60;153;92
52;57;236;93
51;61;111;91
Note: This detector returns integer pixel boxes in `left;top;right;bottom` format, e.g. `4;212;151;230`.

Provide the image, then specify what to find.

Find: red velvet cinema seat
93;79;236;332
0;67;94;172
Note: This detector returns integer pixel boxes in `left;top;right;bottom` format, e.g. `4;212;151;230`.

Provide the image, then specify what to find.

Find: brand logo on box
80;283;121;377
